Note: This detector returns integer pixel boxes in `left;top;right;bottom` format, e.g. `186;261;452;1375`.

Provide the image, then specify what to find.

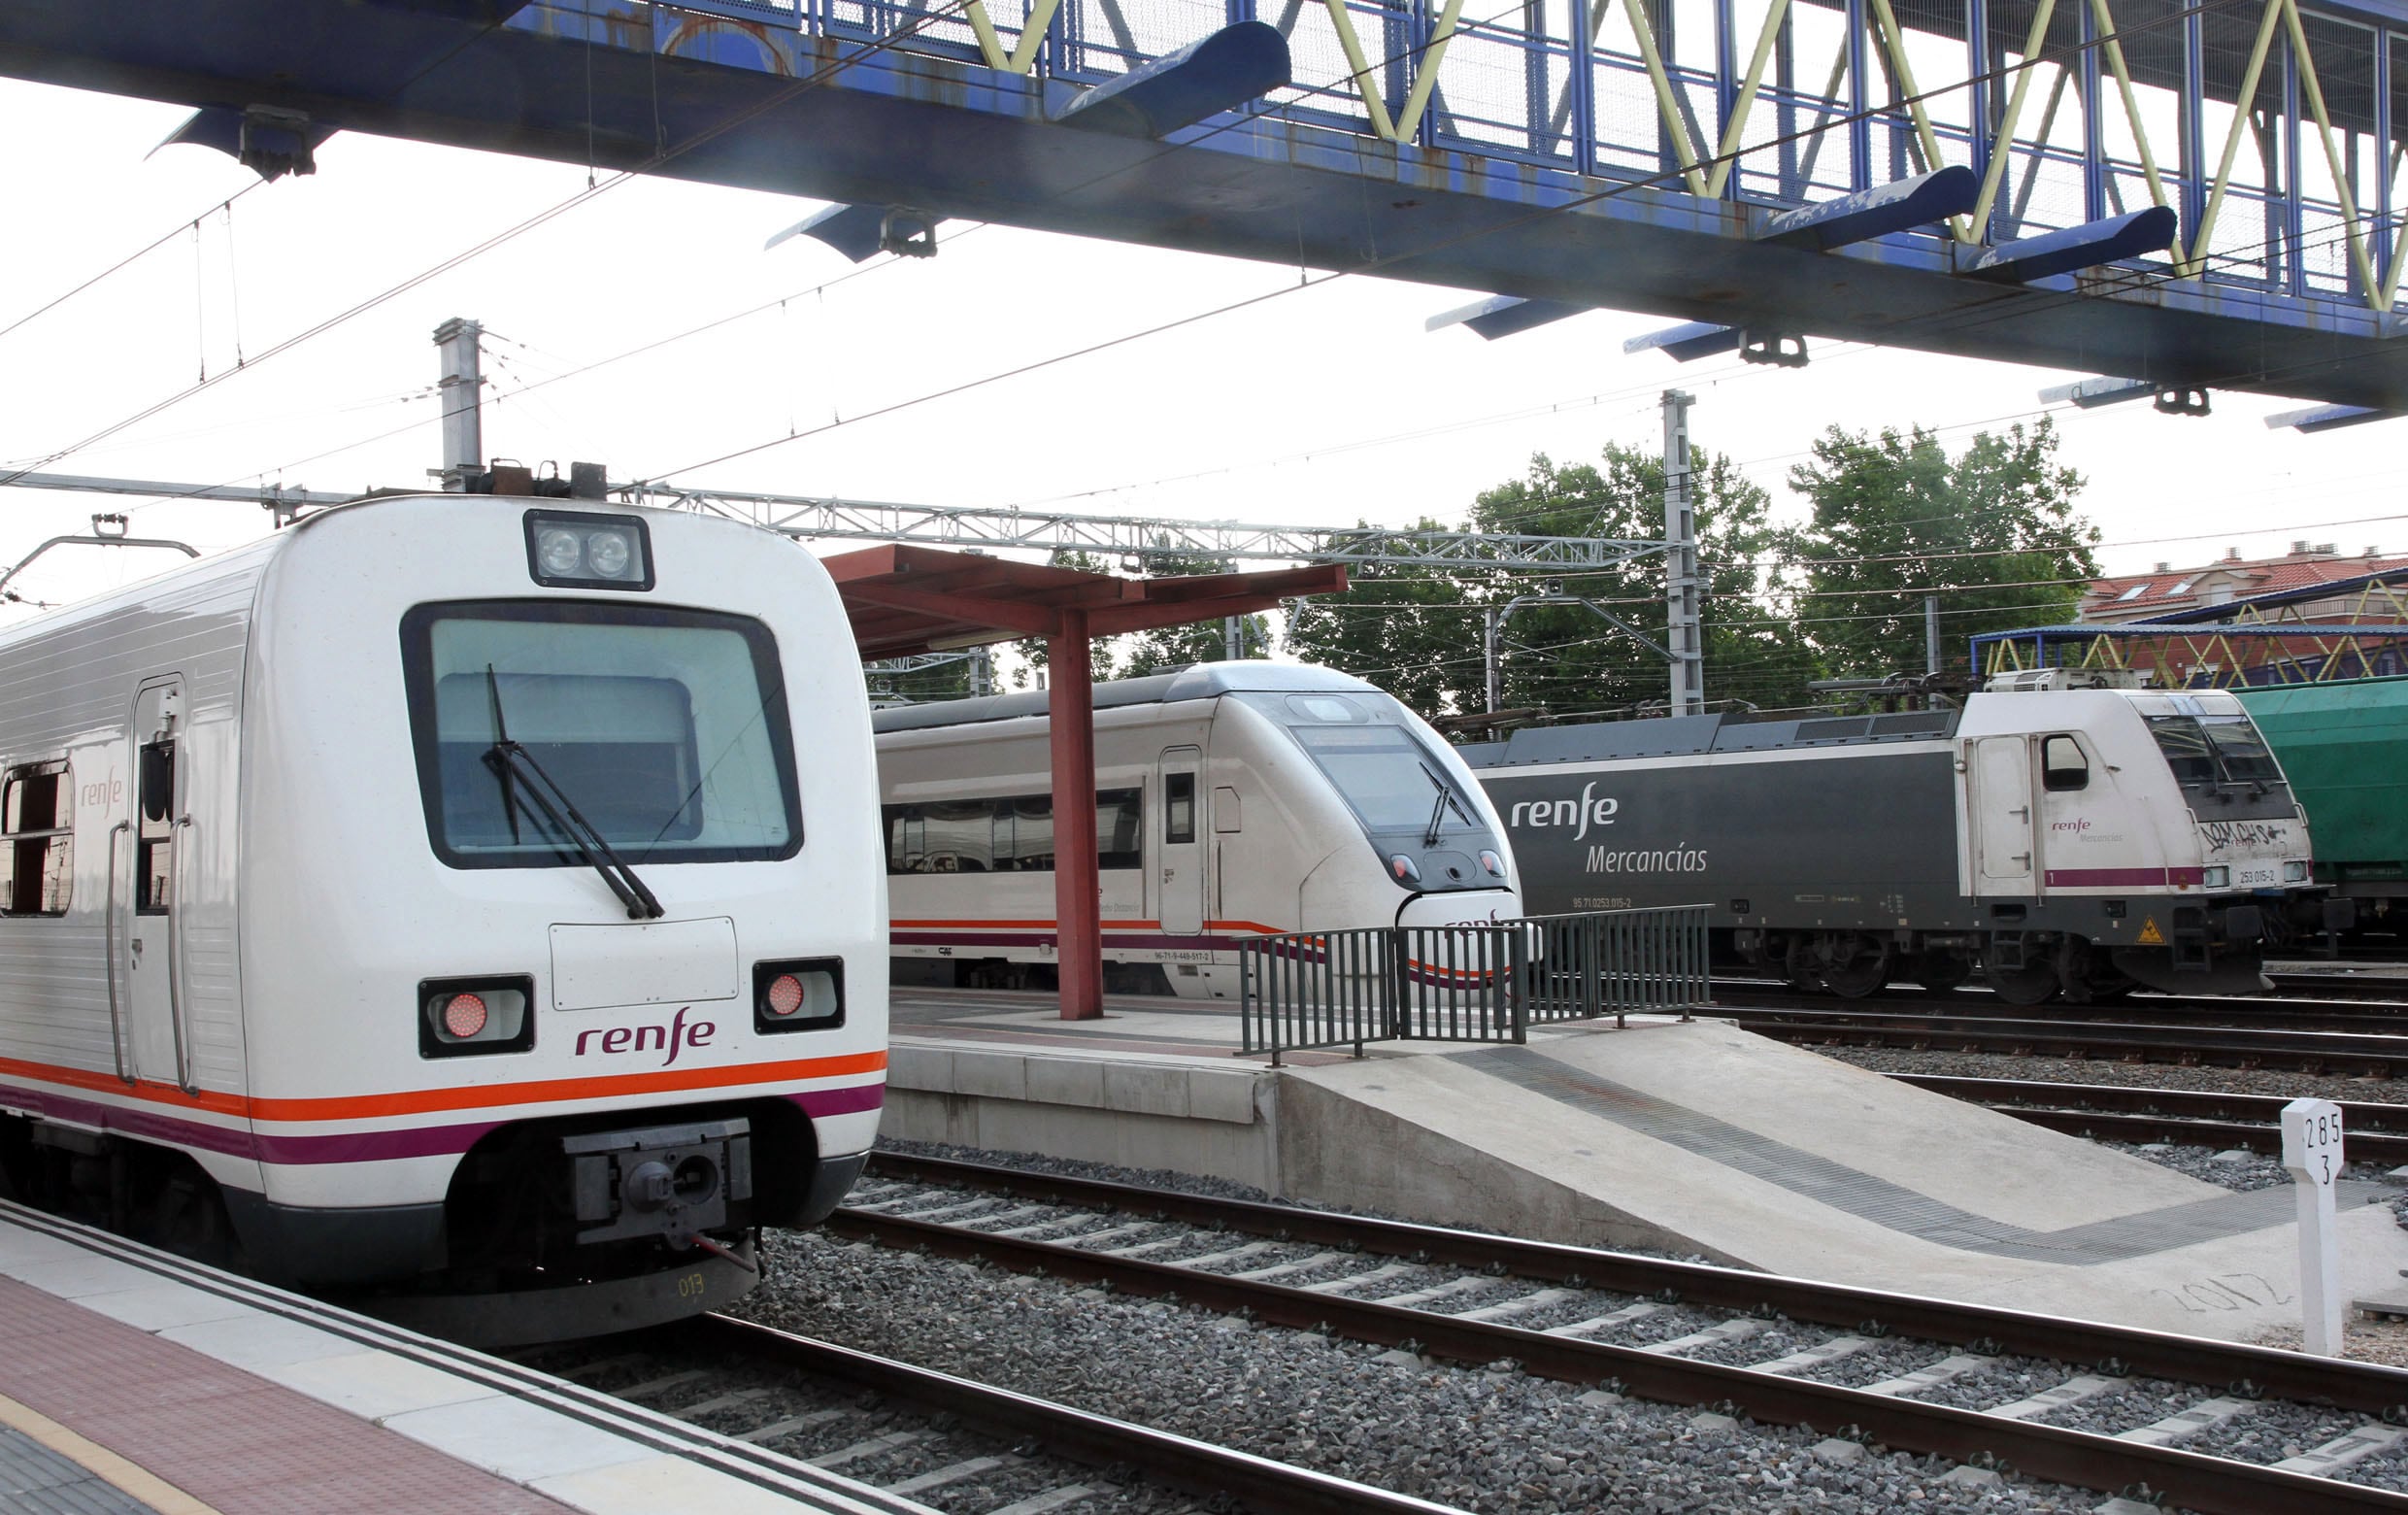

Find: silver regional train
0;494;886;1341
1463;676;2344;1002
876;663;1522;997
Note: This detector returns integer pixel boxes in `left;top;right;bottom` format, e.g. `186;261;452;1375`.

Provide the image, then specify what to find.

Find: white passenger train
875;663;1522;997
0;495;886;1340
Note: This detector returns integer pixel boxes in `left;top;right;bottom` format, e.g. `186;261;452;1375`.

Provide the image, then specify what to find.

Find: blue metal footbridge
7;0;2408;413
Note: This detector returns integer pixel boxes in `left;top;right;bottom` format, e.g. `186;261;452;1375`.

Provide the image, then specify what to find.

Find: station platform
888;988;2408;1341
0;1200;932;1515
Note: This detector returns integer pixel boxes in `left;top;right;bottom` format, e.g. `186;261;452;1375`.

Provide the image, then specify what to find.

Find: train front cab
229;499;886;1339
1956;687;2338;1001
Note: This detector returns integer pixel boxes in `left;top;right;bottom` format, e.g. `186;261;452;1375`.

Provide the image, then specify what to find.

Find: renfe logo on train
574;1005;717;1066
1508;782;1620;840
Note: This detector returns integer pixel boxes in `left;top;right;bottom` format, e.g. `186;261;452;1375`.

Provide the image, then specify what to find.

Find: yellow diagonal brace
1967;0;2058;239
1622;0;1708;193
2190;0;2285;269
961;0;1066;73
1321;0;1401;140
2087;0;2175;261
1704;0;1793;198
1390;0;1470;143
1864;0;1967;239
2281;0;2386;308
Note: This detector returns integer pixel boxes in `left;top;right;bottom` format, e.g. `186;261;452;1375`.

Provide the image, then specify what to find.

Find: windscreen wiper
1420;762;1475;848
483;666;665;920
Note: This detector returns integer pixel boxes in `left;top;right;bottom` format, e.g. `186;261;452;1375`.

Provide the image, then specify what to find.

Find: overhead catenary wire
0;0;987;496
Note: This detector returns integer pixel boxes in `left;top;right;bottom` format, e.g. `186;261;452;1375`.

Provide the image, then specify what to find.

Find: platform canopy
822;542;1348;1020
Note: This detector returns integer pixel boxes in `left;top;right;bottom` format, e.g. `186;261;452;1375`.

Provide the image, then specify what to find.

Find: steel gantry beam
615;482;1674;571
0;471;1674;572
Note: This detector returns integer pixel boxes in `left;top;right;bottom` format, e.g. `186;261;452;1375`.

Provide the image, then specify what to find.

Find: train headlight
753;958;844;1034
1478;850;1505;878
2201;865;2230;889
534;527;585;577
522;509;653;591
419;976;534;1058
1388;854;1421;885
585;529;634;579
2284;860;2310;883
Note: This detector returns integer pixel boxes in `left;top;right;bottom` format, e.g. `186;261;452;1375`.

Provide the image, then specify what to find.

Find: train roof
871;661;1380;732
1458;707;1962;768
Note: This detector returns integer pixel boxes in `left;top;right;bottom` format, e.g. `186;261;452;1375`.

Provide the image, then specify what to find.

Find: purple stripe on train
0;1077;886;1166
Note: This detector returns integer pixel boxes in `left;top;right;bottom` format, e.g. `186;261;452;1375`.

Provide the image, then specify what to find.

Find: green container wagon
2233;676;2408;938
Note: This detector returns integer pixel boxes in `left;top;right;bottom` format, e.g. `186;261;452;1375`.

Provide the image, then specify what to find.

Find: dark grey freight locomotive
1461;684;2345;1003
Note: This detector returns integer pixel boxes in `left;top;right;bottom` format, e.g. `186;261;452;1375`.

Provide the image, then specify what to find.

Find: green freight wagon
2234;676;2408;942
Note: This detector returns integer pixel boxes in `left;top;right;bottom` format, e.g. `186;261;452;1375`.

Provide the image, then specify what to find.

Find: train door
120;678;191;1091
1157;747;1203;936
1969;735;2036;895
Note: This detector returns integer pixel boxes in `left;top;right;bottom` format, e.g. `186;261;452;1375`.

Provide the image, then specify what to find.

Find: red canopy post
1046;608;1104;1020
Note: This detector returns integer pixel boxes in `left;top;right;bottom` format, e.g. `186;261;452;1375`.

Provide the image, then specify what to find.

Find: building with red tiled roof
2079;541;2408;624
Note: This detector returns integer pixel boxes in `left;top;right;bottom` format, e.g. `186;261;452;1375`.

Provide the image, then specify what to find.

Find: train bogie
0;496;886;1340
1465;687;2335;1003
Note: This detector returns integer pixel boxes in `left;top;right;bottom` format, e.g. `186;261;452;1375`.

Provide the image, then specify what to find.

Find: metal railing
1238;904;1711;1062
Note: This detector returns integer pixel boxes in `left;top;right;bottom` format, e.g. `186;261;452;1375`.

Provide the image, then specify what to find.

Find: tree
1465;444;1816;719
1281;520;1485;720
1783;420;2098;681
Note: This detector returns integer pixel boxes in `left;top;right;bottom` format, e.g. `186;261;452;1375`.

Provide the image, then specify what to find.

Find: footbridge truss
10;0;2408;412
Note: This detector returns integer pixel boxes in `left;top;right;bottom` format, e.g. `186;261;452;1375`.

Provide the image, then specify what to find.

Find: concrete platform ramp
1277;1018;2408;1339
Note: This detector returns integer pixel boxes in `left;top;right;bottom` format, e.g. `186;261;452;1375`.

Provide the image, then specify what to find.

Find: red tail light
764;974;806;1018
441;992;488;1037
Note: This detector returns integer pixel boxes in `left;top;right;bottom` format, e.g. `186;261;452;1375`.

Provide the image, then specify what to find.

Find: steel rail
1887;1073;2408;1162
1722;1006;2408;1076
1714;982;2408;1027
858;1154;2408;1412
832;1202;2408;1514
691;1315;1467;1515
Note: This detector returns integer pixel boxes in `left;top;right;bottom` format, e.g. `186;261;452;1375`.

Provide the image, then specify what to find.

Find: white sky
3;74;2398;625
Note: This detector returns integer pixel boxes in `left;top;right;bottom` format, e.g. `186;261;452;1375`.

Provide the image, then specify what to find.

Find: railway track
1720;1001;2408;1078
1885;1073;2408;1164
525;1313;1458;1514
836;1153;2408;1513
1717;980;2408;1030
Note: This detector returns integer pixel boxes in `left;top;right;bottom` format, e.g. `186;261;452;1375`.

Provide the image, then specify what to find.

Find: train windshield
1234;690;1494;866
403;601;802;869
2145;713;2285;790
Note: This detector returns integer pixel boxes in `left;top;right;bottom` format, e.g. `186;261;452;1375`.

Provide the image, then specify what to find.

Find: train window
1164;773;1196;844
136;740;175;914
2144;716;2218;786
1292;724;1477;836
993;796;1048;871
2040;735;2089;792
883;790;1142;873
402;601;802;869
2199;715;2282;784
1;760;73;917
1286;694;1367;724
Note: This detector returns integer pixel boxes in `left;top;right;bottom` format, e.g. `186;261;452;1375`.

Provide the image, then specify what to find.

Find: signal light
418;976;534;1058
764;974;806;1018
441;992;488;1038
752;959;844;1034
